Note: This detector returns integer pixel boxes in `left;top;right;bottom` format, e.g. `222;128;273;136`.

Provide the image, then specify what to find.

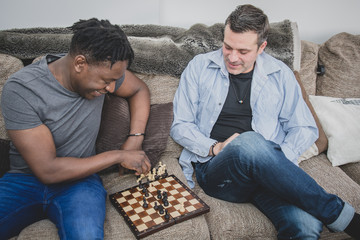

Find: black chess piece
159;205;164;215
143;197;148;208
154;202;159;210
164;209;170;220
157;190;162;200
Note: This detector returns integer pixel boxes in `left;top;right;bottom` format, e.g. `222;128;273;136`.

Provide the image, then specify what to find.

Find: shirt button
219;102;222;105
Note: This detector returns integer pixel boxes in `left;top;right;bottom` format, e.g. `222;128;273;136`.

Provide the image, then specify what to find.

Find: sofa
0;20;359;240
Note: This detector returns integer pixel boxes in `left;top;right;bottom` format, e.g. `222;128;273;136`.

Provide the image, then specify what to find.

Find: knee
224;132;275;165
277;209;323;240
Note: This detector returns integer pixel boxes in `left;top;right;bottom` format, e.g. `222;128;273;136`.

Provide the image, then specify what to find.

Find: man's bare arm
8;124;150;184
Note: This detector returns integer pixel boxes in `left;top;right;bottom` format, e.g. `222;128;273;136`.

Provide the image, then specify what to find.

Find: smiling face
222;24;267;75
72;56;128;99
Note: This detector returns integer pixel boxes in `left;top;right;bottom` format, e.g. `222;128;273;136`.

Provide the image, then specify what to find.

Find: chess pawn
164;209;170;220
179;202;185;213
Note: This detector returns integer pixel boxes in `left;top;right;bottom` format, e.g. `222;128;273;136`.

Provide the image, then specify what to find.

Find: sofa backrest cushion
0;54;24;176
0;54;24;140
299;40;319;96
0;20;301;75
294;71;328;157
317;32;360;98
96;95;173;174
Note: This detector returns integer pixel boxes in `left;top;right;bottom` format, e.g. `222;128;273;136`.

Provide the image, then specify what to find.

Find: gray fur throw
0;20;300;76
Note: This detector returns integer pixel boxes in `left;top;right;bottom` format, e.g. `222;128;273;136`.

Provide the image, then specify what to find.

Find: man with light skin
171;5;360;239
0;18;151;239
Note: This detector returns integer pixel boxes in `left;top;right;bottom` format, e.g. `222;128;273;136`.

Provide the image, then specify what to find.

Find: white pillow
309;95;360;166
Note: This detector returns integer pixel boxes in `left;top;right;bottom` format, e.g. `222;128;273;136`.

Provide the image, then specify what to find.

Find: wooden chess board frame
109;174;210;239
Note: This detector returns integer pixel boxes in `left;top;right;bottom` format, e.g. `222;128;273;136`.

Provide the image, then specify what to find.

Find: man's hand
118;149;151;176
119;136;150;175
212;133;240;156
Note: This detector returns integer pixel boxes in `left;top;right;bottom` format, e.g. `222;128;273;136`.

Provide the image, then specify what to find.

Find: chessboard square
136;223;148;232
134;207;144;213
152;181;160;186
142;215;152;223
170;211;181;218
169;189;179;195
167;196;176;202
122;190;131;196
128;198;137;205
189;199;200;205
129;214;140;222
153;217;165;224
123;205;133;212
173;183;182;189
186;205;196;212
146;208;156;215
172;193;183;199
116;197;126;204
132;191;142;198
181;191;190;196
127;209;136;216
162;182;171;187
138;211;149;218
177;197;187;203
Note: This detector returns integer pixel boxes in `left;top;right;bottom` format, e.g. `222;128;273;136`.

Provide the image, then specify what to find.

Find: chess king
170;4;360;239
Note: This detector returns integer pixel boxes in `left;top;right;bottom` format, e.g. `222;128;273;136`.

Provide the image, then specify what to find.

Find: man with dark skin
0;18;151;239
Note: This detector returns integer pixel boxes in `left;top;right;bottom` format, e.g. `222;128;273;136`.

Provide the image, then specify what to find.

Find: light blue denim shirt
170;48;318;188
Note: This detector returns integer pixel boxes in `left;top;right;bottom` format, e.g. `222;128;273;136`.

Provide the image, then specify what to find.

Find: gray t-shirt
1;54;124;173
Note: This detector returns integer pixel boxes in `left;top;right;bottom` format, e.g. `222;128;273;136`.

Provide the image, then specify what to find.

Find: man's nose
228;51;239;62
105;81;116;93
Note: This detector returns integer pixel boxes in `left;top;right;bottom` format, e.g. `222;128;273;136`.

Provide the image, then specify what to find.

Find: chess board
109;174;210;239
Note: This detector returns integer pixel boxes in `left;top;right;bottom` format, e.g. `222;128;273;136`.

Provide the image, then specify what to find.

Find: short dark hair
69;18;134;68
225;4;270;47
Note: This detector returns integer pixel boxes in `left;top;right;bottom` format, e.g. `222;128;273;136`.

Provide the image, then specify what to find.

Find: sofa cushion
340;162;360;185
0;53;24;140
309;95;360;166
96;95;173;173
294;71;328;162
299;40;319;96
0;54;24;177
317;32;360;98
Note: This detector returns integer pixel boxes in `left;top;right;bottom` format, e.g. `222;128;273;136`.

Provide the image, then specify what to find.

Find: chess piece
159;205;164;215
143;197;148;208
154;202;159;210
179;202;185;213
164;209;170;220
157;190;162;199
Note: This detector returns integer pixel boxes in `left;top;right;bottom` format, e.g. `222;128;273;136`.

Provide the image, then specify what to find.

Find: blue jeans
0;173;107;240
195;132;354;240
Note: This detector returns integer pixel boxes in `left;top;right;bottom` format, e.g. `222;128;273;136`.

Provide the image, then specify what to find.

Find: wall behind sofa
0;0;359;44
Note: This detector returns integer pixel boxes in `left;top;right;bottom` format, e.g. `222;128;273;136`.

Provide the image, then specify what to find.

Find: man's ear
258;41;267;54
74;55;87;73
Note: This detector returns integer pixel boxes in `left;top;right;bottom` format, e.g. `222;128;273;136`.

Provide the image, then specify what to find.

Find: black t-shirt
210;70;253;142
